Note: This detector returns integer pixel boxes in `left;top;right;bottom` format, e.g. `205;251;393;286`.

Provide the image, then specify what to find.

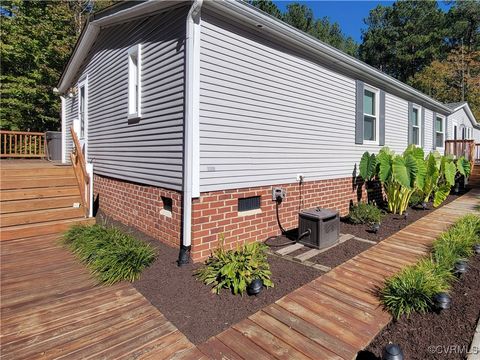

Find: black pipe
177;244;191;266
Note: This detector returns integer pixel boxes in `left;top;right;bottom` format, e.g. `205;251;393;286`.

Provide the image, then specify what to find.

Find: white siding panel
199;12;414;192
65;6;188;191
448;108;474;140
424;109;434;152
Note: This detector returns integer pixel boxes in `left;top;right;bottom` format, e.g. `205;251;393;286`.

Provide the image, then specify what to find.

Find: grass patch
380;214;480;319
348;202;384;225
63;224;156;284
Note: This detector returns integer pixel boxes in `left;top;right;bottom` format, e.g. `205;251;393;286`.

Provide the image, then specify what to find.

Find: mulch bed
97;212;323;345
358;253;480;360
310;239;373;268
342;192;467;242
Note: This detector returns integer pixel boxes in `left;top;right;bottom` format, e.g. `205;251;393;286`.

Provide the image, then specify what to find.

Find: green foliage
380;215;480;319
0;0;116;131
381;259;453;319
348;202;383;225
359;146;465;214
247;0;358;56
457;156;472;178
63;224;156;284
196;237;273;295
408;191;423;207
359;152;377;182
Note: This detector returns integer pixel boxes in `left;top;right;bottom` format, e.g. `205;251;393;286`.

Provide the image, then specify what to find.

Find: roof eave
208;0;451;114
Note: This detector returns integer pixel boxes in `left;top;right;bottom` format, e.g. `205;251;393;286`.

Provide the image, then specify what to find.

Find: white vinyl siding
198;10;414;192
424;109;434;151
65;6;188;191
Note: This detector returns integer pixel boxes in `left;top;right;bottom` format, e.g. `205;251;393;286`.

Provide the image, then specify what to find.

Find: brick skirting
93;174;380;263
93;174;182;247
191;176;375;262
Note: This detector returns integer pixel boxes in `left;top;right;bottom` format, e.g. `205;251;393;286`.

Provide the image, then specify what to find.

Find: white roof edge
58;0;452;114
210;0;451;114
452;103;480;128
57;0;174;93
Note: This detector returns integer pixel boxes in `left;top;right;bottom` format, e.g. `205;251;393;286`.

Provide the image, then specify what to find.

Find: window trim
435;115;445;150
127;44;141;120
411;104;422;146
362;85;380;145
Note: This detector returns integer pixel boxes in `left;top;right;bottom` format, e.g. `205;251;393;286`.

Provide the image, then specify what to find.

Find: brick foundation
93;174;182;247
191;176;375;262
93;174;380;263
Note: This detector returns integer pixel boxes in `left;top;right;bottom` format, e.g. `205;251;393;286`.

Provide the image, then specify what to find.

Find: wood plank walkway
0;232;197;360
195;189;480;360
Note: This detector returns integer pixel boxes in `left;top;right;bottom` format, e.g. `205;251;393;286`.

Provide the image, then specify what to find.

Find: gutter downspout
178;0;203;266
61;96;67;164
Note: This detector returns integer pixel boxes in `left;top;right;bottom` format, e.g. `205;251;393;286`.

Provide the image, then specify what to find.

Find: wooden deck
196;189;480;360
0;232;197;360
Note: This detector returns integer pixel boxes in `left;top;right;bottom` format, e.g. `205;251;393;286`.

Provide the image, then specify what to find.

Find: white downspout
61;96;67;163
180;0;202;265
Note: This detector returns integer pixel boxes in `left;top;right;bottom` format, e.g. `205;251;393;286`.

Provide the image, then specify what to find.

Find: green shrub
63;224;156;284
380;259;452;319
380;214;480;318
348;202;383;225
408;191;424;207
195;237;273;295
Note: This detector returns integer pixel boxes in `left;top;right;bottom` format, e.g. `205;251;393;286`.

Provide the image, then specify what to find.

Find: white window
435;116;445;149
128;44;141;119
363;86;379;144
411;105;421;146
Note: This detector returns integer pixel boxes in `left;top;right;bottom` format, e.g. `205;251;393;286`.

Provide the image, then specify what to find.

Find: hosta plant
196;237;274;295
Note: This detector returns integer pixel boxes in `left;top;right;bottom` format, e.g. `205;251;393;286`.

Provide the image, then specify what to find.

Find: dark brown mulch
97;212;323;345
342;192;466;242
358;254;480;360
310;239;373;268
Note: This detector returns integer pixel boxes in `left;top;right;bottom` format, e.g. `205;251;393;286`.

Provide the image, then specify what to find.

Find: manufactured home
57;0;479;262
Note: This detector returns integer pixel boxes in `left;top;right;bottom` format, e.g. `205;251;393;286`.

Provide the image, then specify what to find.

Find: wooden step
1;196;82;214
0;177;77;190
1;187;80;201
1;166;74;178
0;217;96;241
1;207;85;228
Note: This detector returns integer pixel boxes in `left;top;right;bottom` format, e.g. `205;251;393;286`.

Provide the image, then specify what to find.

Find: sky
273;1;452;42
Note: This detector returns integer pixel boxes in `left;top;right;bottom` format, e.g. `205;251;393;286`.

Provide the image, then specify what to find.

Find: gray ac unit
298;207;339;249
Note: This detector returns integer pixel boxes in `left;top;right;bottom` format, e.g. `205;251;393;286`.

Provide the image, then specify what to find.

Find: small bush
348;202;383;224
380;214;480;318
380;259;453;319
63;224;156;284
408;191;424;207
195;237;273;295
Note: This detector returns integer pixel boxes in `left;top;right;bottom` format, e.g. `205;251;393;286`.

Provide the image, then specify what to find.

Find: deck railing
444;139;475;171
0;130;47;158
70;127;90;217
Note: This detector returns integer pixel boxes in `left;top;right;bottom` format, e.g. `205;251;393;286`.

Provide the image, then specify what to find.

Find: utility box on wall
298;207;339;249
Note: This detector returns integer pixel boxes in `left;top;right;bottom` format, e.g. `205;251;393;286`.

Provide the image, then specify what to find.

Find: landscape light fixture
382;343;404;360
474;244;480;254
454;260;467;277
403;211;408;220
372;222;380;234
247;279;263;296
421;202;427;210
433;292;451;311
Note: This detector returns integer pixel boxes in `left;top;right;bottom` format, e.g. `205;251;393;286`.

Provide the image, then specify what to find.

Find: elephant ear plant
359;146;466;215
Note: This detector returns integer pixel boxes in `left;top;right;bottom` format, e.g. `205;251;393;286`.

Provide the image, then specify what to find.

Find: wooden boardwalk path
195;189;480;360
0;232;197;360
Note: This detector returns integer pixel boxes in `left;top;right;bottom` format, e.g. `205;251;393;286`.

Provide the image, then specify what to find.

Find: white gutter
61;96;67;163
182;0;203;253
209;0;452;115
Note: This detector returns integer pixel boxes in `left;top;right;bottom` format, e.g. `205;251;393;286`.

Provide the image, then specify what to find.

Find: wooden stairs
469;164;480;188
1;161;95;241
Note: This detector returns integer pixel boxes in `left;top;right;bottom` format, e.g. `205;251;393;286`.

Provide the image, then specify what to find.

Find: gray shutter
407;102;413;145
379;90;386;146
432;112;437;149
355;80;364;145
421;107;425;148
